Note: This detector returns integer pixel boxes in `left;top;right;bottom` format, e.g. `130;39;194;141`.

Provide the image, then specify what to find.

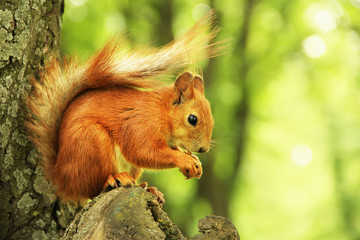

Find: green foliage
62;0;360;239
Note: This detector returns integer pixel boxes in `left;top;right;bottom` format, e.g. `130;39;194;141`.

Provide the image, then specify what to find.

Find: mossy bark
62;187;240;240
0;0;64;239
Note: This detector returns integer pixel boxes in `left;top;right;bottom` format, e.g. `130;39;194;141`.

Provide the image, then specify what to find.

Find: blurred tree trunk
328;120;360;239
0;1;66;239
199;5;229;217
199;0;256;218
153;0;173;45
231;0;256;185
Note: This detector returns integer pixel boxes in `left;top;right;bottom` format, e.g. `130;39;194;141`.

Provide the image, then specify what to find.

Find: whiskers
208;138;218;152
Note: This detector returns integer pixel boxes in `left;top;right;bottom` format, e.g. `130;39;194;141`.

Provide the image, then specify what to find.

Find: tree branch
62;186;240;240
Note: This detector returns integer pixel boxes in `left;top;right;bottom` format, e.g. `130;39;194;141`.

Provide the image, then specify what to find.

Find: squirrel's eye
188;114;198;126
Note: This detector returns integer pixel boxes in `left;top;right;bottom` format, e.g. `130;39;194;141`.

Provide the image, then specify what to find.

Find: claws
138;182;165;206
104;177;165;206
179;154;203;180
103;172;135;192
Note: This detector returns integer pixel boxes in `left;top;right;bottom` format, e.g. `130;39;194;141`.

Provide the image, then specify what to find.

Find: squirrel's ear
174;72;193;92
193;76;204;94
173;72;194;105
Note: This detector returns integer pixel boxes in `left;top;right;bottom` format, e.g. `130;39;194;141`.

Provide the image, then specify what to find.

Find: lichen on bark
62;187;240;240
0;0;64;239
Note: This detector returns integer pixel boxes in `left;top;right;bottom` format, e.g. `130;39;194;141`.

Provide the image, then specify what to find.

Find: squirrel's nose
198;147;209;153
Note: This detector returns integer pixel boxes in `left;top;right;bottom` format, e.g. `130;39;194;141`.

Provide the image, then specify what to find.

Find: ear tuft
193;76;204;94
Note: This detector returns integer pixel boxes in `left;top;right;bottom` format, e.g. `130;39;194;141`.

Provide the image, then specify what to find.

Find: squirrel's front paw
178;155;202;179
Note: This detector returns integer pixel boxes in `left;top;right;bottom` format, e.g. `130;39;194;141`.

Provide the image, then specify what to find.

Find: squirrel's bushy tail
27;13;220;180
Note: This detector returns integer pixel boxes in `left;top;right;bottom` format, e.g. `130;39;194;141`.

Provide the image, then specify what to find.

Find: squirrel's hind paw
103;172;136;192
138;182;165;206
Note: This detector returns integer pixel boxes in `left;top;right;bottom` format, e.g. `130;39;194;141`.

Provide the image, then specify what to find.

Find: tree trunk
198;0;256;218
0;0;64;239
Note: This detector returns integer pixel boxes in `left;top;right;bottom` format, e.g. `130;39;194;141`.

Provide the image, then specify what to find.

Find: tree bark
0;0;64;239
62;187;240;240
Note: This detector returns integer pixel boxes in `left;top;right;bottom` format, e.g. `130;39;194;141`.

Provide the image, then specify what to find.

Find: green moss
0;119;12;144
35;166;43;175
36;219;46;228
16;133;28;146
17;192;38;214
3;145;14;169
10;129;28;147
13;169;29;194
0;86;8;103
10;100;19;117
26;149;38;166
0;10;13;30
31;230;49;240
34;175;55;205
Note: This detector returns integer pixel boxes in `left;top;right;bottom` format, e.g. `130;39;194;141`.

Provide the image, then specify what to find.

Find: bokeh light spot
313;10;336;32
69;0;87;7
192;3;211;20
305;3;338;32
302;35;327;58
291;144;313;167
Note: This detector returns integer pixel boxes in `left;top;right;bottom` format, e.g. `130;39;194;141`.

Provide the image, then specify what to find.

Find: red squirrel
27;14;219;204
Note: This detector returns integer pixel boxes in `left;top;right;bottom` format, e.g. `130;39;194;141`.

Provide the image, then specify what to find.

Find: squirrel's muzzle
198;147;209;153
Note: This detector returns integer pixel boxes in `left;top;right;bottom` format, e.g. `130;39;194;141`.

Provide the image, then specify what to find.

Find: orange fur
27;13;218;202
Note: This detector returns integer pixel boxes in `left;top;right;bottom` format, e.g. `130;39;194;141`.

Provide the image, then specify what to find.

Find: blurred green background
61;0;360;239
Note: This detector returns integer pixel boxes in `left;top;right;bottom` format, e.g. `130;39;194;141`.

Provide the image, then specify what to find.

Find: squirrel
26;13;220;205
